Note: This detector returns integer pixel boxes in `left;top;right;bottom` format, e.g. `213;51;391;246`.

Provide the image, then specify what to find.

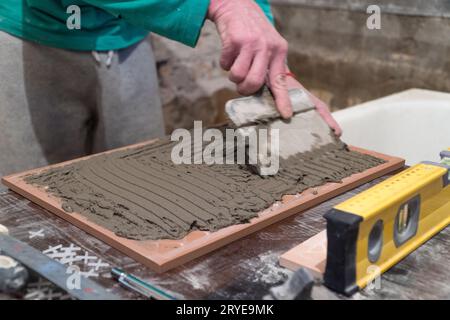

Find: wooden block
2;142;404;273
279;230;327;276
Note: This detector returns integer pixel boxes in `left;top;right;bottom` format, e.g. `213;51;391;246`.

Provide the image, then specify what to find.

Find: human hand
208;0;292;118
286;75;342;136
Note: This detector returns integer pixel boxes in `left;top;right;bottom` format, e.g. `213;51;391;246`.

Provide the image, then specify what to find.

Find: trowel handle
225;88;315;127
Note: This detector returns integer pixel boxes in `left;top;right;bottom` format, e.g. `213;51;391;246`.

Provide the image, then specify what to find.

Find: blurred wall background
151;0;450;132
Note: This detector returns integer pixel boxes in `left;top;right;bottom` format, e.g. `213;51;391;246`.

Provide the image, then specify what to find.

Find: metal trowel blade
225;87;335;176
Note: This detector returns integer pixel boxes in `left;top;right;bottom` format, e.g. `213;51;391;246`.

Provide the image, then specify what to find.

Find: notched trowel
225;87;336;176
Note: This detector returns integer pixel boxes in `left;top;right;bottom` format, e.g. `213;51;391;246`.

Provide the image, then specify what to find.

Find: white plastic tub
333;89;450;165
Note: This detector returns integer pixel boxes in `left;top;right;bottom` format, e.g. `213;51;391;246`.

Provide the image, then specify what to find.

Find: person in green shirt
0;0;340;181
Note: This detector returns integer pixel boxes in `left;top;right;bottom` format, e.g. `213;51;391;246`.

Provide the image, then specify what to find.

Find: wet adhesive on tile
24;139;385;240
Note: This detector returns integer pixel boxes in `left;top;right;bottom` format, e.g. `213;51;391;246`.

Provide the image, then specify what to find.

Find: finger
229;50;254;84
310;95;343;136
286;77;342;136
237;52;268;95
268;54;292;119
220;42;240;71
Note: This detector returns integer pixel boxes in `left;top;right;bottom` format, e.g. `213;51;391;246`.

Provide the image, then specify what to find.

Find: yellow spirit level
324;156;450;295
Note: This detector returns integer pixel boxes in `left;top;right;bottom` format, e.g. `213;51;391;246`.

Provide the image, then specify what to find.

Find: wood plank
279;230;327;275
1;141;404;273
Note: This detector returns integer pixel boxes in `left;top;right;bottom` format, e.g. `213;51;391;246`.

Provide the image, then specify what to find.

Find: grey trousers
0;32;165;189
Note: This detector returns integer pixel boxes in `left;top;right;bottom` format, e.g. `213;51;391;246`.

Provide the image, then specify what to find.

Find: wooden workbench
1;173;449;300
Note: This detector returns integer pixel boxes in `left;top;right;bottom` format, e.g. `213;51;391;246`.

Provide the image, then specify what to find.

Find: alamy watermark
66;4;381;32
367;5;381;30
170;121;280;176
66;265;81;290
365;265;382;292
66;5;81;30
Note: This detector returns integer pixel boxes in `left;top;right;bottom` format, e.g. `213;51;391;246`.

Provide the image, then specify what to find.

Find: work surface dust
25;139;384;240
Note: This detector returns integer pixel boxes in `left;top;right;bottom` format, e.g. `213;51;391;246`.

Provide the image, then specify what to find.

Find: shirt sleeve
255;0;274;24
82;0;210;47
82;0;274;47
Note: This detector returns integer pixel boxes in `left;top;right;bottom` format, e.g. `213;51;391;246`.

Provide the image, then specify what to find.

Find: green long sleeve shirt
0;0;273;51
